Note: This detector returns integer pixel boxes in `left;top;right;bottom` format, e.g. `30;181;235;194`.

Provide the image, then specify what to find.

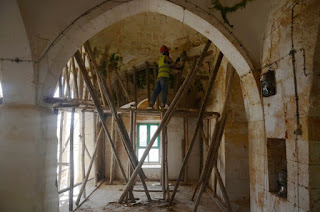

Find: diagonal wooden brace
168;51;224;206
193;65;235;212
74;51;135;205
84;41;151;201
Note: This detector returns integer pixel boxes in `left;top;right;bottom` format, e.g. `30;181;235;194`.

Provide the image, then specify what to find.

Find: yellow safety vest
158;55;171;78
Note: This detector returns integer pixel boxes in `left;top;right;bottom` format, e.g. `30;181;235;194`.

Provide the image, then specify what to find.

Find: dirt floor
72;181;226;212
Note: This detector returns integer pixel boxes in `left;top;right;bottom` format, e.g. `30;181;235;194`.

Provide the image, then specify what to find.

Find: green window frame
137;123;160;164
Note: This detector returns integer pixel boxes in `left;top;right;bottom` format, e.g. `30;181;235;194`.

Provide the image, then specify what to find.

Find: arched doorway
37;0;265;210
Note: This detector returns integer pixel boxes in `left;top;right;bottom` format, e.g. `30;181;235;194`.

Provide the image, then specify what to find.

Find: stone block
250;168;266;189
248;120;266;140
287;159;298;183
299;117;320;141
310;188;320;212
310;140;320;164
310;164;320;189
287;181;297;204
264;113;286;138
297;139;310;165
298;163;310;188
307;117;320;141
286;139;298;162
309;95;320;117
298;185;310;211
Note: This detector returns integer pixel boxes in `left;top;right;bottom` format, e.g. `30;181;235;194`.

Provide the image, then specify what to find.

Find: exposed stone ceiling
89;12;208;71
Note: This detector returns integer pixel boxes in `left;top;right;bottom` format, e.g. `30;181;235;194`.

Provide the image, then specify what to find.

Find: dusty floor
73;181;224;212
59;180;99;212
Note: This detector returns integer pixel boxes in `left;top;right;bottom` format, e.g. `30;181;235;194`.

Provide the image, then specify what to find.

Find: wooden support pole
214;165;232;211
114;70;131;103
161;112;166;199
81;110;86;198
78;60;84;100
193;64;235;212
125;71;129;93
169;51;224;206
83;45;107;106
115;81;120;107
74;51;135;205
93;113;98;187
72;57;79;99
109;116;115;184
62;67;67;97
191;118;219;201
164;126;170;201
84;41;151;202
118;40;212;203
133;67;137;106
66;65;72;98
153;62;159;109
145;61;150;105
69;108;75;211
184;118;188;184
193;115;230;212
127;110;135;201
58;75;64;189
199;122;204;176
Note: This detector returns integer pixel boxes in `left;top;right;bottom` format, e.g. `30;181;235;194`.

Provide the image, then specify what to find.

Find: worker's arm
165;56;183;70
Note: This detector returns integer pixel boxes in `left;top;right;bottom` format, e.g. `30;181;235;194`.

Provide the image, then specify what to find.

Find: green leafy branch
211;0;255;27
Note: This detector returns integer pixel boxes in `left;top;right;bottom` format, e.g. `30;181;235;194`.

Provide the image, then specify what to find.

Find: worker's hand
175;57;181;63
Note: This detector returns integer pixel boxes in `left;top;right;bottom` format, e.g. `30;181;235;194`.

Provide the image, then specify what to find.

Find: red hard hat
160;45;169;53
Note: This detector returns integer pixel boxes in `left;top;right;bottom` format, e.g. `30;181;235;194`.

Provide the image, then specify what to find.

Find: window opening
137;123;160;164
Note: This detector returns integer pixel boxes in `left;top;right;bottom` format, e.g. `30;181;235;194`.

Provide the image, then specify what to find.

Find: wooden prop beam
74;51;135;205
168;51;223;206
69;108;75;211
109;116;115;184
133;67;137;106
161;112;166;199
117;40;212;203
146;61;151;105
164;126;170;201
72;57;79;99
93;113;98;187
81;110;86;198
193;65;235;212
84;41;151;202
66;65;72;98
114;70;131;102
153;62;159;109
193;115;229;212
184;118;188;184
58;75;64;189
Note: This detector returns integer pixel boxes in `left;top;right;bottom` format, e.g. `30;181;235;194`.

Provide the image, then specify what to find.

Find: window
137;123;160;164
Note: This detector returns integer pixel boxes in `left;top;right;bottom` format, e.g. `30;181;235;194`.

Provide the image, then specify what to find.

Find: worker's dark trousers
150;77;169;107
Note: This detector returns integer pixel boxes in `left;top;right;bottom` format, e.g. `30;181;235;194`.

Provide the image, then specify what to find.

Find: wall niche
267;138;287;198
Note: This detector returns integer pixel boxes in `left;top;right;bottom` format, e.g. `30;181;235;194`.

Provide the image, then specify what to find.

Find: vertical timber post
81;110;86;198
69;108;75;211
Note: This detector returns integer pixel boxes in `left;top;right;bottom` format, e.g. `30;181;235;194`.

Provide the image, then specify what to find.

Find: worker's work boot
160;104;169;109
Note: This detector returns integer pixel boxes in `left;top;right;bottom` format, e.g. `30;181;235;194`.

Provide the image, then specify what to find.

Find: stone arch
38;0;263;123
